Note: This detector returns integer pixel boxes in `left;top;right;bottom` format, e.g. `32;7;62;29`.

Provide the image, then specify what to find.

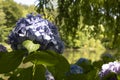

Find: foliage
35;0;54;14
0;40;70;80
36;0;58;23
35;0;106;48
2;0;23;27
0;50;25;73
0;0;10;42
0;0;6;26
0;26;11;42
22;40;40;53
55;0;120;49
21;5;37;17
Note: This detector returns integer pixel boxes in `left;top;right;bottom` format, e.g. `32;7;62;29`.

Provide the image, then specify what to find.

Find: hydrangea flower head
75;58;92;73
70;64;83;74
0;44;7;52
8;13;64;53
99;61;120;80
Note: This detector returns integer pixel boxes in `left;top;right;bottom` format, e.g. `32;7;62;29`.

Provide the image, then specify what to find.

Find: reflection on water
62;48;105;64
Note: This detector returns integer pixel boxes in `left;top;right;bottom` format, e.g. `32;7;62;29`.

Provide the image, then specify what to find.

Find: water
62;48;105;64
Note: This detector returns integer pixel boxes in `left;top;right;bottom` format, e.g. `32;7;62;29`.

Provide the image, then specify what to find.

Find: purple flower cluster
99;61;120;79
0;44;7;52
8;13;64;53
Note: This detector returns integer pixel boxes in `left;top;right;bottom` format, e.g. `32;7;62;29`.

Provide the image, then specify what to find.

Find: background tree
19;4;37;17
0;0;6;26
79;0;120;49
36;0;58;23
0;0;9;42
2;0;23;27
55;0;120;50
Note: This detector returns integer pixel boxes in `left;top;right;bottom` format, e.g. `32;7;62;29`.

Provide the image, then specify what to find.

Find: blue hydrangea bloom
75;58;92;73
99;61;120;80
70;64;83;74
75;58;91;68
45;69;55;80
8;13;64;53
0;44;7;52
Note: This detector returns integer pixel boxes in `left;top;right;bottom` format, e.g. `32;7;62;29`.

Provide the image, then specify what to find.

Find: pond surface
62;48;105;64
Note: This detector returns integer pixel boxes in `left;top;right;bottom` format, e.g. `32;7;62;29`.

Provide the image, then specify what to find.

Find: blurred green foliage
0;40;119;80
56;0;119;49
2;0;23;27
0;0;8;42
0;40;70;80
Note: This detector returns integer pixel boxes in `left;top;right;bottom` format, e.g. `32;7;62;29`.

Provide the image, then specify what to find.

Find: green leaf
23;51;70;80
65;74;86;80
54;55;70;80
22;40;40;53
0;78;4;80
117;74;120;80
47;51;70;80
23;51;59;66
0;50;25;73
9;66;33;80
18;67;33;80
86;69;98;80
93;60;104;69
33;64;46;80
